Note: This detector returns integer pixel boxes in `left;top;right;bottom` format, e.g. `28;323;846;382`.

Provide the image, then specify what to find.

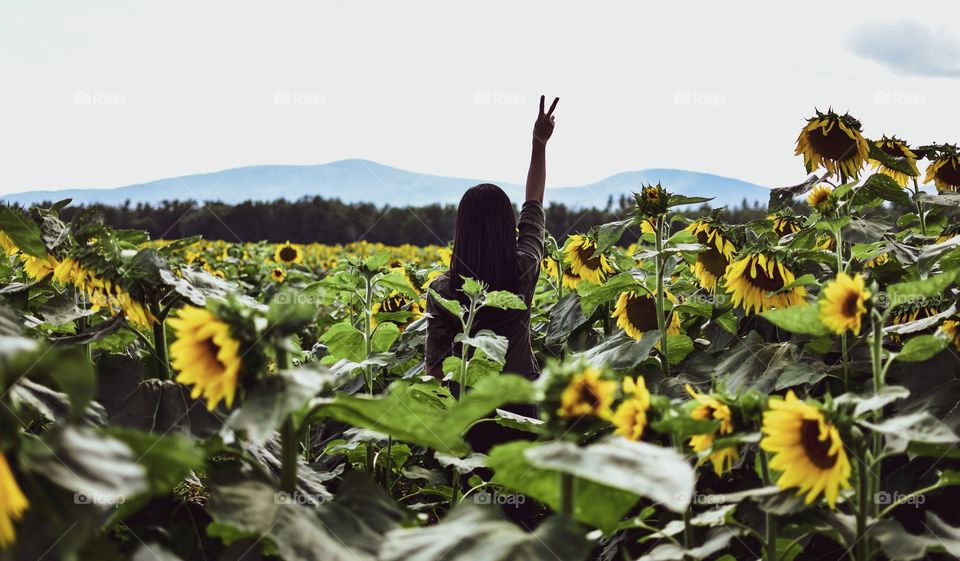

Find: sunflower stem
560;472;574;517
151;303;169;379
912;177;927;236
834;226;849;391
759;451;778;561
362;275;374;395
457;295;478;400
277;346;299;494
655;214;671;378
855;444;871;561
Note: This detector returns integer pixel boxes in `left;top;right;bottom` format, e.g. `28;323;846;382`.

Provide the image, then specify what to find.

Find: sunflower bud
634;183;670;217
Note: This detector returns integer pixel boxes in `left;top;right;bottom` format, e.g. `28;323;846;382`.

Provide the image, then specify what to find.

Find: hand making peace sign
533;95;559;146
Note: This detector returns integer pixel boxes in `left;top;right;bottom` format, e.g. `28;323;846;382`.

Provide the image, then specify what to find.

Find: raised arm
525;95;558;203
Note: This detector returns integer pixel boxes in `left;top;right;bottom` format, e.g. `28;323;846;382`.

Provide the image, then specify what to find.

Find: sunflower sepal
633;183;671;217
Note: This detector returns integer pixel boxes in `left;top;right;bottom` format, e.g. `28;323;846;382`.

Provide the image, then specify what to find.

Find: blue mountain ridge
2;159;771;210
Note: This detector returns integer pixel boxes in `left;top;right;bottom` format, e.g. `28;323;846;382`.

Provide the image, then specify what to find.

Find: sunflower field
1;111;960;561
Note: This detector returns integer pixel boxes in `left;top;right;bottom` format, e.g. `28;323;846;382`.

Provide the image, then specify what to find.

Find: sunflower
819;273;871;336
635;183;669;217
795;110;869;180
542;258;560;280
760;391;852;508
0;453;28;548
371;291;423;329
942;320;960;351
274;241;304;265
169;306;243;411
685;385;738;476
271;267;286;283
888;304;943;342
611;290;681;340
924;155;960;192
724;253;808;314
640;218;656;236
686;220;736;292
612;376;651;441
869;136;919;187
561;267;582;290
557;366;617;420
769;215;802;238
807;184;834;211
864;252;889;268
564;235;614;285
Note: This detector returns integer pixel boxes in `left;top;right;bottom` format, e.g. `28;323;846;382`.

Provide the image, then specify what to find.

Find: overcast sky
2;0;960;196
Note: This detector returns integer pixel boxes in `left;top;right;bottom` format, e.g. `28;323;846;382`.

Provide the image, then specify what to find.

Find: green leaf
319;321;365;363
860;412;958;448
455;330;509;364
761;305;829;336
835;386;910;417
483;290;527;311
428;288;463;318
441;356;502;388
380;504;592;561
666;334;694;363
460;277;484;298
895;334;949;362
375;270;420;300
577;272;638;315
583;332;659;370
668;194;714;208
372;321;401;353
636;528;743;561
487;441;637;532
363;253;390;272
0;206;46;257
885;270;957;308
856;173;912;207
594;218;635;254
523;437;696;513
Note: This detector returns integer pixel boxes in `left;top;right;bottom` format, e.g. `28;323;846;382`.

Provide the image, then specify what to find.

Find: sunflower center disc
800;419;838;469
936;160;960;188
625;295;659;332
841;292;861;319
809;124;858;161
749;258;785;293
279;247;298;261
696;234;729;277
577;245;603;271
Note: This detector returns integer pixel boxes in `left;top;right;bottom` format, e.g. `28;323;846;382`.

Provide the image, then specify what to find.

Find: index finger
539;95;545;115
547;97;559;116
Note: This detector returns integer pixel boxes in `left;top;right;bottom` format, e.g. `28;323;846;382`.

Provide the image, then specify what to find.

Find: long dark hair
449;183;519;299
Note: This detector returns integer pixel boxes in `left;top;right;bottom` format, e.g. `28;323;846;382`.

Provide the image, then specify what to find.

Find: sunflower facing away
564;234;614;285
558;366;617;420
612;376;651;441
870;136;919;187
686;220;736;293
724;253;808;314
819;273;871;336
611;290;681;340
795;110;869;180
169;306;243;411
807;184;834;211
685;385;738;476
371;291;424;329
761;391;852;508
0;453;28;548
924;154;960;192
274;241;304;265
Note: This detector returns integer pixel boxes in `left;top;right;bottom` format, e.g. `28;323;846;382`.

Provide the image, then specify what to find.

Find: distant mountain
1;159;770;209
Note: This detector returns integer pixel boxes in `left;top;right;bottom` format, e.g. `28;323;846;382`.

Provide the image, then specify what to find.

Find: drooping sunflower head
870;136;919;187
557;366;617;421
169;305;243;411
371;291;423;330
936;223;960;244
611;290;681;340
888;302;944;343
760;391;852;508
271;267;286;283
634;183;670;217
0;452;28;548
924;154;960;192
864;252;889;269
274;241;304;265
686;220;736;293
768;213;803;239
685;384;738;476
612;376;651;441
795;109;869;180
724;252;808;314
564;234;614;285
806;184;834;212
819;272;871;336
542;258;560;280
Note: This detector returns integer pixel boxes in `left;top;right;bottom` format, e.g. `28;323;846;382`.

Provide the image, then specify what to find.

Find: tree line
50;195;781;245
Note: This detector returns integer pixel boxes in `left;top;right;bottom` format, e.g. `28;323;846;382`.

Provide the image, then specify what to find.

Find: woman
425;95;558;439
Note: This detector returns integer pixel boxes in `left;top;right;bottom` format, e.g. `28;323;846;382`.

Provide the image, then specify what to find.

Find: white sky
1;0;959;195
